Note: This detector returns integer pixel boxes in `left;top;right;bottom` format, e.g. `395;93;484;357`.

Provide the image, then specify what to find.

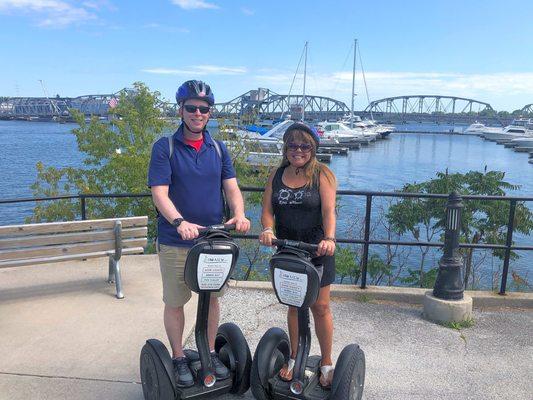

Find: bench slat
0;238;147;262
0;227;148;250
0;216;148;237
0;247;145;269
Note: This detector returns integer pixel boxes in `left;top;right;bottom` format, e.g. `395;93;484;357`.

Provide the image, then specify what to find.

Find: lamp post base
423;291;473;324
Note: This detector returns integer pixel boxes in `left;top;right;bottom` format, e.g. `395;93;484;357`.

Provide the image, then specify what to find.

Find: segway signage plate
197;253;233;290
184;230;239;293
269;249;321;308
273;268;308;307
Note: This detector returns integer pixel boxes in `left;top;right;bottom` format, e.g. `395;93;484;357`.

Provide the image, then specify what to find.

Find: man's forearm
225;188;245;217
152;188;181;223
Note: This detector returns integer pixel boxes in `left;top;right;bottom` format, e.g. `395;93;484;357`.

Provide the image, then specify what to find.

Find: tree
387;169;533;289
29;82;171;243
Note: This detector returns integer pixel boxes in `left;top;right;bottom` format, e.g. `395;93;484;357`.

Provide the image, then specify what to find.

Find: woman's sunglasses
287;142;313;153
183;105;211;114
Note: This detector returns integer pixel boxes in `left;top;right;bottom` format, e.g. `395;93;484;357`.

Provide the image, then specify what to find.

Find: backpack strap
167;134;221;160
167;135;174;158
166;134;229;221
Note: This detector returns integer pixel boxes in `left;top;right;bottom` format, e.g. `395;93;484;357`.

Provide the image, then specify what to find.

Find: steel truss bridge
0;92;124;120
1;89;530;126
521;104;533;115
210;88;350;122
362;95;503;124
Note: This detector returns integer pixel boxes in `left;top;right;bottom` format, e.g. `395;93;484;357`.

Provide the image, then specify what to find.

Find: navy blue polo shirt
148;125;236;247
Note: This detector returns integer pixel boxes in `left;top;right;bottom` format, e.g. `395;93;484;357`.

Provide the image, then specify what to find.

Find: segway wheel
140;339;176;400
215;322;252;395
330;344;365;400
250;327;291;400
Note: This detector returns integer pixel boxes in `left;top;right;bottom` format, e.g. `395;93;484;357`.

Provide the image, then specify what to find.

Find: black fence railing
1;188;532;295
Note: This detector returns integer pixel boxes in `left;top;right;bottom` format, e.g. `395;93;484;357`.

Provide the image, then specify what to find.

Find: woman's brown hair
280;129;337;188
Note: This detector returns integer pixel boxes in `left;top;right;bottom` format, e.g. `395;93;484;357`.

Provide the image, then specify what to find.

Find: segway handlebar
271;239;319;253
197;223;236;234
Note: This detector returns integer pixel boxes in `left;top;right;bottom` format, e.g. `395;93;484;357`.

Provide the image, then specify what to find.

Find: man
148;80;250;387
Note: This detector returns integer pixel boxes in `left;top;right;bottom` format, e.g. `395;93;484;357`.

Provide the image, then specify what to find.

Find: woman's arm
259;169;277;246
318;171;337;256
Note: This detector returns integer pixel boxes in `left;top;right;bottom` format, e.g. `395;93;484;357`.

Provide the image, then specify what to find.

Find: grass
356;293;374;303
441;317;475;330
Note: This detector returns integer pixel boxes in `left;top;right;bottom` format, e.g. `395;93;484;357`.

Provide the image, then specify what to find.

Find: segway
251;239;365;400
140;224;252;400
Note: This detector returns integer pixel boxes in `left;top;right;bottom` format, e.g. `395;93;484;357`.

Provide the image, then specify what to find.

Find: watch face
173;218;184;227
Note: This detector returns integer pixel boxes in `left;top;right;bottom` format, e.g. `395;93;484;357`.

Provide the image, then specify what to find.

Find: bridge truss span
364;95;495;123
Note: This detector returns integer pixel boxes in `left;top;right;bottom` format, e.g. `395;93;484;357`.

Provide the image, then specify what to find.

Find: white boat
317;121;378;144
482;119;533;141
510;137;533;147
463;122;500;135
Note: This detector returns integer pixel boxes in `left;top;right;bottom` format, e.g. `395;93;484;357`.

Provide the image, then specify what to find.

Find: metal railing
2;188;532;295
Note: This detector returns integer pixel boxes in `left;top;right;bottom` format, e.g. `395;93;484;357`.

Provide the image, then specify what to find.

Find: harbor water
1;120;532;289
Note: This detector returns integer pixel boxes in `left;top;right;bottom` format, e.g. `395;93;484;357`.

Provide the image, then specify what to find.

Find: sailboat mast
350;39;357;128
302;41;308;122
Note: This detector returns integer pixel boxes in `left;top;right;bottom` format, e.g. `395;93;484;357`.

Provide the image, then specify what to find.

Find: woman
259;122;337;387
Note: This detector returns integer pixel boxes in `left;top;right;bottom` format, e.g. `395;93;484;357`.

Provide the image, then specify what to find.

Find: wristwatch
172;217;184;228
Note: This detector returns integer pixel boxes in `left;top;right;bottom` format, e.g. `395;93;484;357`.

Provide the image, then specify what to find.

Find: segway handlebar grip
271;239;319;253
197;223;236;234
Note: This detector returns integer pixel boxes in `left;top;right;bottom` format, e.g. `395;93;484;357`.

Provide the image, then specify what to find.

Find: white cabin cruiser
463;122;499;135
317;121;378;144
483;119;533;141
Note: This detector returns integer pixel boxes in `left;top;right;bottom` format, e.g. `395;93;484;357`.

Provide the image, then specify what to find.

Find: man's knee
165;304;185;316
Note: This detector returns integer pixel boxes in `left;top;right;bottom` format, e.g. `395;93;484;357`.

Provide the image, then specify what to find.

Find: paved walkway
1;255;531;399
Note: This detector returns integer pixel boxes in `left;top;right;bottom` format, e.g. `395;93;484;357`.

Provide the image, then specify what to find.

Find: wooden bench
0;216;148;299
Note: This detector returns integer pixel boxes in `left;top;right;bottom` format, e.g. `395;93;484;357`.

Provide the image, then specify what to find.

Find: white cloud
0;0;98;27
251;69;533;110
142;65;247;76
171;0;218;10
241;7;254;15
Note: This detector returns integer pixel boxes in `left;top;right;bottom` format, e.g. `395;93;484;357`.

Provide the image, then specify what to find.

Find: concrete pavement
1;255;531;400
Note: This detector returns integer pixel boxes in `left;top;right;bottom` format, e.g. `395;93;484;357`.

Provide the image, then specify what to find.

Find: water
1;120;532;289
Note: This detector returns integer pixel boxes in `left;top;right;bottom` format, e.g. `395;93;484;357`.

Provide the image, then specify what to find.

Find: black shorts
312;254;335;287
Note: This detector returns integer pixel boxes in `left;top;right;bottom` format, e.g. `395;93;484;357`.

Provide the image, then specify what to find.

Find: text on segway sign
273;268;308;307
197;253;233;290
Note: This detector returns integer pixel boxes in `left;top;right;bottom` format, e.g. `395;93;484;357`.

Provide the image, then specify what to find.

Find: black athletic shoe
210;352;230;380
173;357;194;388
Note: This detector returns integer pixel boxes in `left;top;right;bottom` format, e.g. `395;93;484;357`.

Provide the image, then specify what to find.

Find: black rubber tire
215;322;252;395
250;327;291;400
140;340;176;400
330;344;365;400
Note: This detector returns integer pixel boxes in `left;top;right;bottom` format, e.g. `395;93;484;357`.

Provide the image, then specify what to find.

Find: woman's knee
311;301;331;318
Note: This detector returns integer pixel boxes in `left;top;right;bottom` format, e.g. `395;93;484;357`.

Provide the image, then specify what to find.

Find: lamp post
433;192;465;300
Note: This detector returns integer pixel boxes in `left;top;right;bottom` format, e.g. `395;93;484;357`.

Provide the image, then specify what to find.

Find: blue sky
0;0;532;111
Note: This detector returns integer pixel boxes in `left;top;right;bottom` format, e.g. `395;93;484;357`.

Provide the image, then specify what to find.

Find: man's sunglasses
287;142;313;153
183;105;211;114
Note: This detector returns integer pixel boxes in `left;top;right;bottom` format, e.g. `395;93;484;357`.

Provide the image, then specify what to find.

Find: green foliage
29;82;169;241
335;245;360;283
387;169;533;288
367;253;394;284
441;318;475;330
400;267;438;288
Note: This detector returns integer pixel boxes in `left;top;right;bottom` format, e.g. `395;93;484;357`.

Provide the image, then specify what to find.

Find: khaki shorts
158;244;227;307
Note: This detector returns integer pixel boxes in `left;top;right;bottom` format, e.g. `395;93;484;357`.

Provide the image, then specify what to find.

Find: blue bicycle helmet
283;122;320;148
175;80;215;106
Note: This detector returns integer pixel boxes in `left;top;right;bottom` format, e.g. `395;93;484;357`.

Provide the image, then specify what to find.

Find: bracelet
261;227;274;233
323;237;336;243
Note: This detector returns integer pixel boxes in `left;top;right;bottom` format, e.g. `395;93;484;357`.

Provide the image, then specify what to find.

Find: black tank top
271;166;324;244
